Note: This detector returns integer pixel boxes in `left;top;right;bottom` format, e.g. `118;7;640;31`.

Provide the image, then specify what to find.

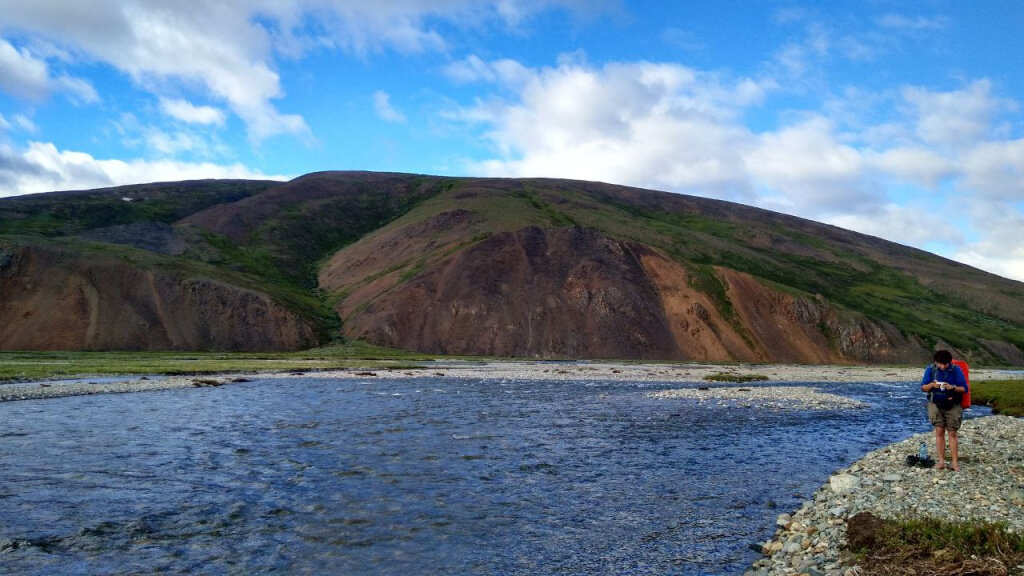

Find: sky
1;1;1023;280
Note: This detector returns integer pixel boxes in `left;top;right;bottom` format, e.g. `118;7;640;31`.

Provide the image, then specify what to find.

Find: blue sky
1;1;1023;280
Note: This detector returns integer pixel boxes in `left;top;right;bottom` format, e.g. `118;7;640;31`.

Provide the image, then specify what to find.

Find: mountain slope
316;179;916;362
3;172;1023;363
0;243;317;351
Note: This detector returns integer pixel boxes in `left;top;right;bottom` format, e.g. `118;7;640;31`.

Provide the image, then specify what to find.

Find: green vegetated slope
3;171;1024;362
0;173;452;350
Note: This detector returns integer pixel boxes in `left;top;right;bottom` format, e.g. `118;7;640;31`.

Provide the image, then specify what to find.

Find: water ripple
0;378;989;575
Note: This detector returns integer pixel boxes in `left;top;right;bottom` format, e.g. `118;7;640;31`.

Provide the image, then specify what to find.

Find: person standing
920;350;969;471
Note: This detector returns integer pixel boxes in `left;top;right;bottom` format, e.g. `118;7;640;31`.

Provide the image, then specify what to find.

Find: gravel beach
0;360;1014;403
747;415;1024;576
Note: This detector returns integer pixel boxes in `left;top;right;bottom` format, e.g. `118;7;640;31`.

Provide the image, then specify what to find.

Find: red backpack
952;359;971;409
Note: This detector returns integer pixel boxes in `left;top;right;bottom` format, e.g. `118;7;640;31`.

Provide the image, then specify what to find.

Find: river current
0;375;989;575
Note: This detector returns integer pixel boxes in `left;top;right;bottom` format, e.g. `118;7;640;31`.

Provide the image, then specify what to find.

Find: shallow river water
0;376;988;575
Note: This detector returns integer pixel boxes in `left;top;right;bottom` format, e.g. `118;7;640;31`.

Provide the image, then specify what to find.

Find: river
0;376;989;575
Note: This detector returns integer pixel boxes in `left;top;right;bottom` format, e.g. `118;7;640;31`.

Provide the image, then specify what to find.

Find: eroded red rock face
0;246;318;351
334;225;925;362
341;227;678;358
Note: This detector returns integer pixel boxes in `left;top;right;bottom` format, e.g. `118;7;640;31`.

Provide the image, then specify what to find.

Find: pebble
829;474;860;495
746;415;1024;576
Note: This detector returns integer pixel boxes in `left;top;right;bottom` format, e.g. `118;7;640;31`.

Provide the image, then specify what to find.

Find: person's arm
921;366;936;392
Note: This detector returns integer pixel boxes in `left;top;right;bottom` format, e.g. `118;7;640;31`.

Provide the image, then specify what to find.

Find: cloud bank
0;142;287;197
447;55;1024;280
0;0;599;142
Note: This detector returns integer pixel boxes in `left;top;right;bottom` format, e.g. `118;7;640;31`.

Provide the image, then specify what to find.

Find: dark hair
933;350;953;364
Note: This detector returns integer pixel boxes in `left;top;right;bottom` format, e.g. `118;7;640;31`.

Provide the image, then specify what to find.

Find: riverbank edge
0;360;1018;403
0;360;971;402
746;415;1024;576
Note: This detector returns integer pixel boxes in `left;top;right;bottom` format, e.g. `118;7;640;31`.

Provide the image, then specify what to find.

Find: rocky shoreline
746;415;1024;576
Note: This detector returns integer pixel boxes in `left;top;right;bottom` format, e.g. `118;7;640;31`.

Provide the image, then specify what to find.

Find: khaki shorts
928;403;963;431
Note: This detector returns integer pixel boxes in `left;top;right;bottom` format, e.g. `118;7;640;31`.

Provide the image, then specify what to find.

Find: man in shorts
920;350;968;471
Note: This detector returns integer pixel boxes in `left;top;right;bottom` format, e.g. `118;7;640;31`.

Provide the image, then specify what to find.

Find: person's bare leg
949;430;959;471
934;427;946;469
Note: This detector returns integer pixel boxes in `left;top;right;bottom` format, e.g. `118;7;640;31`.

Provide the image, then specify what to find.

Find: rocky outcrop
333;226;931;363
718;269;925;364
340;226;679;358
0;245;318;351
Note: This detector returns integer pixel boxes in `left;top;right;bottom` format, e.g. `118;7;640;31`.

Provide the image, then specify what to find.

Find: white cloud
445;55;532;87
0;38;49;100
0;113;38;135
746;116;883;216
866;147;956;189
877;14;950;32
827;202;963;249
447;55;1024;280
1;3;305;142
159;98;227;126
770;23;830;80
112;112;230;160
0;37;98;103
903;80;1008;149
0;141;286;197
960;139;1024;201
0;1;605;143
373;91;406;123
747;116;862;185
952;204;1024;282
660;28;704;51
451;57;775;201
53;74;99;103
141;127;229;158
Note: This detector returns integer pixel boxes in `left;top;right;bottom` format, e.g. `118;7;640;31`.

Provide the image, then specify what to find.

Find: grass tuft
845;512;1024;576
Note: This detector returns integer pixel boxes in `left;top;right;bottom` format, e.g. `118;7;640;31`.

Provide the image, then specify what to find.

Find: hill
2;171;1023;363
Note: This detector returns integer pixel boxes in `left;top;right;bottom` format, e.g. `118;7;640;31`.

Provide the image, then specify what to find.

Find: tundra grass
845;512;1024;576
970;379;1024;417
0;342;435;382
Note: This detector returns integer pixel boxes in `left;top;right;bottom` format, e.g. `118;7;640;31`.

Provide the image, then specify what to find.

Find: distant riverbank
0;360;1017;403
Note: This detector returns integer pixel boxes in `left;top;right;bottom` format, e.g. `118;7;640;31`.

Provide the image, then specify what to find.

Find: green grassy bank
971;380;1024;417
0;342;435;382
